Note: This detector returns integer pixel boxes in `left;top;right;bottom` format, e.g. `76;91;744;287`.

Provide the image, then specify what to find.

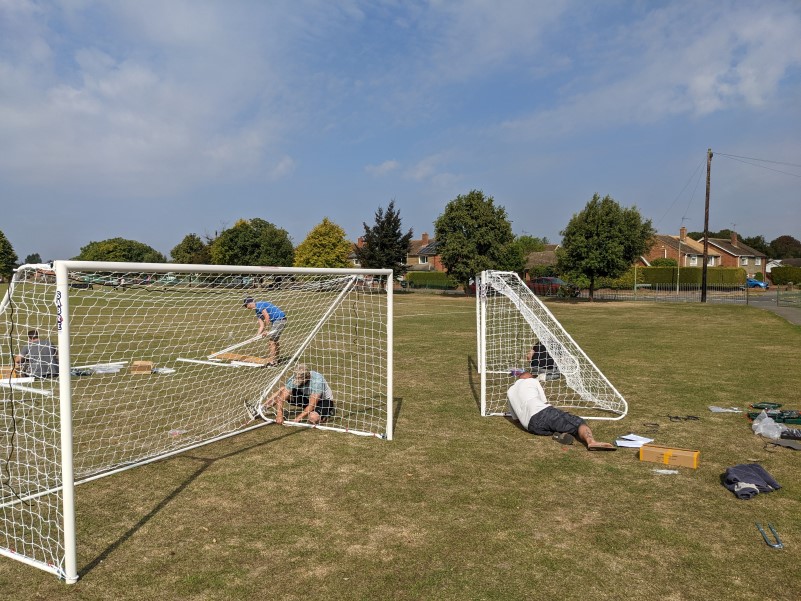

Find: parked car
527;277;580;298
744;277;769;289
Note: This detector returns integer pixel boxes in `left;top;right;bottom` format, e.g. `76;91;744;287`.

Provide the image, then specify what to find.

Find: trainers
244;400;259;421
553;432;574;445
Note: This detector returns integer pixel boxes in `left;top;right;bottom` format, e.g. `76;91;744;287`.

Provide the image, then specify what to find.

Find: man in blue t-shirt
243;297;287;366
247;363;335;425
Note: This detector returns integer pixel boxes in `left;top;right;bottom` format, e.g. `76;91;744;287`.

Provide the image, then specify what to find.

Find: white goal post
477;270;627;420
0;261;393;583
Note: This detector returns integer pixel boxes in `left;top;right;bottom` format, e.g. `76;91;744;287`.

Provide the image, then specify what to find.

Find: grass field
1;293;800;600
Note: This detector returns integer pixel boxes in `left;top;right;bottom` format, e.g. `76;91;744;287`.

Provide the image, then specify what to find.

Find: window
740;257;748;266
689;256;698;266
755;257;762;266
419;256;428;264
707;256;715;266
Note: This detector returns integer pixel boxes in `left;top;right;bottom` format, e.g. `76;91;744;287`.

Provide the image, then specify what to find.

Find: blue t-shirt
254;301;286;322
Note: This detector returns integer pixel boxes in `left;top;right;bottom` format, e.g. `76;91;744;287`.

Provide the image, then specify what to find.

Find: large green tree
0;230;18;281
769;235;801;259
741;235;770;256
209;218;294;266
24;253;43;264
171;234;211;264
74;238;166;263
355;200;413;278
558;193;655;300
293;218;352;268
434;189;519;290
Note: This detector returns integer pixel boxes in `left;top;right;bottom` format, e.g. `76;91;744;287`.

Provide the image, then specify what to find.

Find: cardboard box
130;361;154;374
0;366;16;379
639;444;700;469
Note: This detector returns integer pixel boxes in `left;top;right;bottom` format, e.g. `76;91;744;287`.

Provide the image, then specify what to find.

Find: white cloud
365;159;399;175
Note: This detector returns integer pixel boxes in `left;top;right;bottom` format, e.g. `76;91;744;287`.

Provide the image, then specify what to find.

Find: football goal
476;270;627;420
0;261;393;583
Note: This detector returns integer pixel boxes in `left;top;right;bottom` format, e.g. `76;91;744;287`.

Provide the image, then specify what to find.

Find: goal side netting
477;270;627;420
0;261;392;582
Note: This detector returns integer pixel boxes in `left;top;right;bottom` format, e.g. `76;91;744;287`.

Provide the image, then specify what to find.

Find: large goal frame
476;270;627;420
0;261;393;583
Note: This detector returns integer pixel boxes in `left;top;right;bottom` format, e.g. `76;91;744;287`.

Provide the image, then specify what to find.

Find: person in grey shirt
14;330;59;378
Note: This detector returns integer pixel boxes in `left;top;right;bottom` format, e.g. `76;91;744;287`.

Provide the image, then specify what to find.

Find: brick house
523;244;559;279
406;232;444;272
697;232;767;278
642;227;720;268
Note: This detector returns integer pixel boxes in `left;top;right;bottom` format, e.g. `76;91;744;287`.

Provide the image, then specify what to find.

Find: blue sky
1;0;800;262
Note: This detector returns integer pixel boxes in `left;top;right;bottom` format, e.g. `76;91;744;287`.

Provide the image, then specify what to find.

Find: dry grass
1;294;800;600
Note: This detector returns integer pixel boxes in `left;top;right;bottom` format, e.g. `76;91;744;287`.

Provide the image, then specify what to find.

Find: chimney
357;236;364;248
679;226;686;242
421;232;429;245
731;232;738;247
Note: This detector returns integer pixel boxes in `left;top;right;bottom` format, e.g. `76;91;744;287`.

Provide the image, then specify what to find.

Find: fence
579;283;750;303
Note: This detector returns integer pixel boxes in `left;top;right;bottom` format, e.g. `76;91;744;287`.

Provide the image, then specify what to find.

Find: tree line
1;194;799;294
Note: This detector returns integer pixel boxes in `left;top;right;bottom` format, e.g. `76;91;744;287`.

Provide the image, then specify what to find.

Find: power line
715;152;801;168
716;153;801;178
654;159;705;230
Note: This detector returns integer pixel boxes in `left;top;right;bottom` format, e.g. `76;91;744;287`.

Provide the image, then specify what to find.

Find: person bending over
14;330;59;379
507;370;615;451
249;364;335;426
243;297;287;366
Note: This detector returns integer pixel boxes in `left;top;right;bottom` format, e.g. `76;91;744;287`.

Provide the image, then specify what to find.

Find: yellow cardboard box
639;444;700;469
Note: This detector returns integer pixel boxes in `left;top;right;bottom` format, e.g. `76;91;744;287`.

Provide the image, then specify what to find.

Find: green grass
1;294;800;600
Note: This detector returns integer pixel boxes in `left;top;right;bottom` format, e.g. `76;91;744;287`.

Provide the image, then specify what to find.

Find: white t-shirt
507;377;550;426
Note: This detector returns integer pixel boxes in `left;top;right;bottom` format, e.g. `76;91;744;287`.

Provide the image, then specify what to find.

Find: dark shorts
527;406;585;437
288;394;335;418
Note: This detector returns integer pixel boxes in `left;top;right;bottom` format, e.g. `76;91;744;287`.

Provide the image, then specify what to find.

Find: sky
1;0;800;263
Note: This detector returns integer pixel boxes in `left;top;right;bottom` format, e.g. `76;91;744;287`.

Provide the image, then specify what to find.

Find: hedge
639;266;745;285
770;266;801;286
405;271;459;289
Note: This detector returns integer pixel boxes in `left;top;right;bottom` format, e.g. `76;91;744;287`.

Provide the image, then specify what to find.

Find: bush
640;266;745;285
406;271;459;290
770;266;801;286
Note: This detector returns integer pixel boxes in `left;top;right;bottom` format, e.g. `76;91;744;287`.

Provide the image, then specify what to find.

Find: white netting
478;270;627;419
0;262;391;580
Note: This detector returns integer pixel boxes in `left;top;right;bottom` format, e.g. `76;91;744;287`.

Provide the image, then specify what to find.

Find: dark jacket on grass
722;464;781;500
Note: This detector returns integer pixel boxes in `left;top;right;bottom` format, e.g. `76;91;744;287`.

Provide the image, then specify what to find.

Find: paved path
747;297;801;326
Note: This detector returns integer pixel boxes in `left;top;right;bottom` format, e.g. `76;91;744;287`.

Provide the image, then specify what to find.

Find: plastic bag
752;410;785;440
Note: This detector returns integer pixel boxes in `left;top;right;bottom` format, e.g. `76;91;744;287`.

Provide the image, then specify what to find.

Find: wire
715;152;801;168
654;159;705;230
716;153;801;178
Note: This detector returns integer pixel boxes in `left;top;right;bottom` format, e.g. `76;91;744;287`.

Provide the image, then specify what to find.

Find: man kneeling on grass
247;363;335;426
507;369;615;451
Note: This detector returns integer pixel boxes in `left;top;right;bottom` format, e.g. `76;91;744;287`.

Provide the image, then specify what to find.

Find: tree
687;228;733;240
769;235;801;259
651;257;677;267
24;253;42;264
558;193;655;300
171;234;211;264
209;218;294;266
0;230;18;281
293;218;353;268
74;238;166;263
355;200;413;279
434;190;518;290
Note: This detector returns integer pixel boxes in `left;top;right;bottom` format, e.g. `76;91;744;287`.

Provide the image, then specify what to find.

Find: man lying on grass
507;369;616;451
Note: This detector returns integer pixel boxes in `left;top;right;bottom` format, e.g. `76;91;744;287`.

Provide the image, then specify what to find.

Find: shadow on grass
393;397;403;432
79;426;305;578
466;354;480;410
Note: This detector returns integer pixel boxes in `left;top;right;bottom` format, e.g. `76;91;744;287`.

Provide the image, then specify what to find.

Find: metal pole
701;148;713;303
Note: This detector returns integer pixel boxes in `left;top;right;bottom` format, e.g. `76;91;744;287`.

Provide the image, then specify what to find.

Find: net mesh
479;270;627;419
0;263;390;579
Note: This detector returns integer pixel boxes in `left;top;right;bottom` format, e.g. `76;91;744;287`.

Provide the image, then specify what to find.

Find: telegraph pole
701;148;713;302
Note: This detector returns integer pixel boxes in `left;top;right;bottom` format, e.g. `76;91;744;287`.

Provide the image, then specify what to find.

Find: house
642;227;720;268
697;232;767;278
349;237;364;267
406;232;444;272
523;244;559;279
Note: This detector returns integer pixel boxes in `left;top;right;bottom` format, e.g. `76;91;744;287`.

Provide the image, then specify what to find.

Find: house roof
703;237;766;258
779;257;801;267
653;234;718;257
417;241;439;256
525;250;557;269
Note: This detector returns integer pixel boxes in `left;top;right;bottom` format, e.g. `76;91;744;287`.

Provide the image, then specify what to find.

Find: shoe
244;400;259;421
588;442;616;451
553;432;574;445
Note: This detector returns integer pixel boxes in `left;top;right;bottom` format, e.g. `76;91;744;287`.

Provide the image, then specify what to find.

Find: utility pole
701;148;713;302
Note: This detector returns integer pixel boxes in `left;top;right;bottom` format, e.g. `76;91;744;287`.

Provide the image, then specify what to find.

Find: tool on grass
755;523;783;549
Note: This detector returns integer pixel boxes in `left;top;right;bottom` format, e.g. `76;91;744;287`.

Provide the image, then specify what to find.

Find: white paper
615;433;654;448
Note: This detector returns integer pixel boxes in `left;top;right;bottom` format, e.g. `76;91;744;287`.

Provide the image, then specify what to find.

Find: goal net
0;261;392;582
477;270;627;419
